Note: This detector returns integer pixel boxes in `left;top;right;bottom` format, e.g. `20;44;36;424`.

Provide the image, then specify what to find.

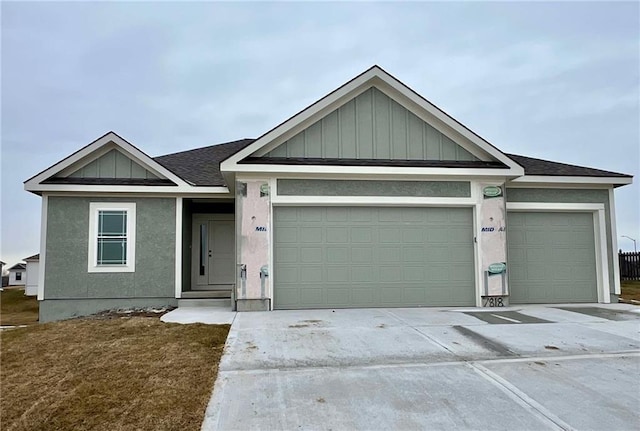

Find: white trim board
509;176;632;186
26;183;231;195
37;195;48;301
175;197;183;299
608;188;621;296
87;202;137;273
230;164;519;178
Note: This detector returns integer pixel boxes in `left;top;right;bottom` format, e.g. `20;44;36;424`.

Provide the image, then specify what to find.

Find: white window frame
88;202;136;273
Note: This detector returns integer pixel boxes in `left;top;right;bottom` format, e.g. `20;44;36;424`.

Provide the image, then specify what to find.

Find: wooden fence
619;251;640;281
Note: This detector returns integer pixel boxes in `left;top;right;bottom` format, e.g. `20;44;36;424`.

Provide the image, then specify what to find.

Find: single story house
7;263;26;286
24;66;632;322
24;253;40;296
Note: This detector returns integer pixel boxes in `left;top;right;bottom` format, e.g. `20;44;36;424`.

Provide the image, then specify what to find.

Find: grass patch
1;316;230;431
621;280;640;301
1;288;39;326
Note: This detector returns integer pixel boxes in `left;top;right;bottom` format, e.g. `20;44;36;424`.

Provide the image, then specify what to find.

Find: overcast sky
1;1;639;269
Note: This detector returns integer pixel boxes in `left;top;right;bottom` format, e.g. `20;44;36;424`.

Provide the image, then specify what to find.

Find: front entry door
192;214;235;290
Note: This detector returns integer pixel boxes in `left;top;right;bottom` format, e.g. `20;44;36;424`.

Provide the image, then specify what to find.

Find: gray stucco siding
277;179;471;197
505;188;615;293
44;196;176;300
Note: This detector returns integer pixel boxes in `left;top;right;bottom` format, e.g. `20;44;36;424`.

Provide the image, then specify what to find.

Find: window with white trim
88;202;136;272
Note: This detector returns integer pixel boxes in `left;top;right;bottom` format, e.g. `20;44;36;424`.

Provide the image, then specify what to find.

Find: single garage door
507;212;598;303
273;206;475;309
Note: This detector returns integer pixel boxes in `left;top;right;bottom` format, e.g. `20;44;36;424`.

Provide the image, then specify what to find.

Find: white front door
192;214;235;290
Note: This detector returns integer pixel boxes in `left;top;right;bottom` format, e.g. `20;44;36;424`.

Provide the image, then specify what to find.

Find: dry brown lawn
621;280;640;301
1;316;230;431
0;288;39;326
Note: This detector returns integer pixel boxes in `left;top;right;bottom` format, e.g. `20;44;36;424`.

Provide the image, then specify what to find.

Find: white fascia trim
609;188;621;295
24;132;193;190
26;184;230;194
88;202;137;273
175;197;183;299
221;67;524;175
37;195;48;300
230;164;518;178
509;176;632;186
272;195;475;207
506;202;605;212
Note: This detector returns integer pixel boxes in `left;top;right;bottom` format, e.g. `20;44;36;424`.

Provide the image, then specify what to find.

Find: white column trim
37;195;48;301
175;197;183;299
609;188;621;296
595;208;610;303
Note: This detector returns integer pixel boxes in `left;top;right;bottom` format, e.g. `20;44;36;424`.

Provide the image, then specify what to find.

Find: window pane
99;211;127;236
97;238;127;265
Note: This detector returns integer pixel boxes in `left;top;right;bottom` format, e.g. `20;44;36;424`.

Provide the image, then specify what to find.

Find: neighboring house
0;261;5;288
8;263;26;286
24;66;633;322
24;254;40;296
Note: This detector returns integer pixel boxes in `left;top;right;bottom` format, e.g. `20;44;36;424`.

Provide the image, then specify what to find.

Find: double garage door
273;207;600;309
507;211;598;304
273;206;475;309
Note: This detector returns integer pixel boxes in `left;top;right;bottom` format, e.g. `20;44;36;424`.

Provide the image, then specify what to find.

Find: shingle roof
153;139;255;186
8;263;26;271
24;254;40;261
151;140;630;187
506;154;631;178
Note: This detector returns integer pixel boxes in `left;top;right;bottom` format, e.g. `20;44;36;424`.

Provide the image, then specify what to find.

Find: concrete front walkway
203;305;640;430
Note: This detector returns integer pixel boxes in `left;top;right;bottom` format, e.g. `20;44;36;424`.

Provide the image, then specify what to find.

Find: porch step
178;298;231;308
181;290;231;299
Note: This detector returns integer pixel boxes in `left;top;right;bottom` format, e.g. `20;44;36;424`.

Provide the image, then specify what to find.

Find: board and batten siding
506;188;615;293
41;196;176;321
68;149;159;179
266;87;479;161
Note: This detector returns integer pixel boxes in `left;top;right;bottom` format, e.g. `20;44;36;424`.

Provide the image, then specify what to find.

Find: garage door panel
380;266;402;282
300;247;322;263
327;247;348;262
508;212;597;304
352;266;374;282
327;227;349;243
380;247;401;262
276;247;299;263
326;207;348;221
351;227;373;243
274;206;475;309
276;227;298;243
351;247;373;263
327;266;350;282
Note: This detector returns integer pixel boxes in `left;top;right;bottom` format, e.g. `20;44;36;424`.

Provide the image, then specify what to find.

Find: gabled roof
154;139;255;186
24;132;233;194
507;154;632;178
24;254;40;261
221;65;525;178
8;263;26;271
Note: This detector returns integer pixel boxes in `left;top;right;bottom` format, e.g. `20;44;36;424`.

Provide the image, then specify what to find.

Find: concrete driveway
203;304;640;430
